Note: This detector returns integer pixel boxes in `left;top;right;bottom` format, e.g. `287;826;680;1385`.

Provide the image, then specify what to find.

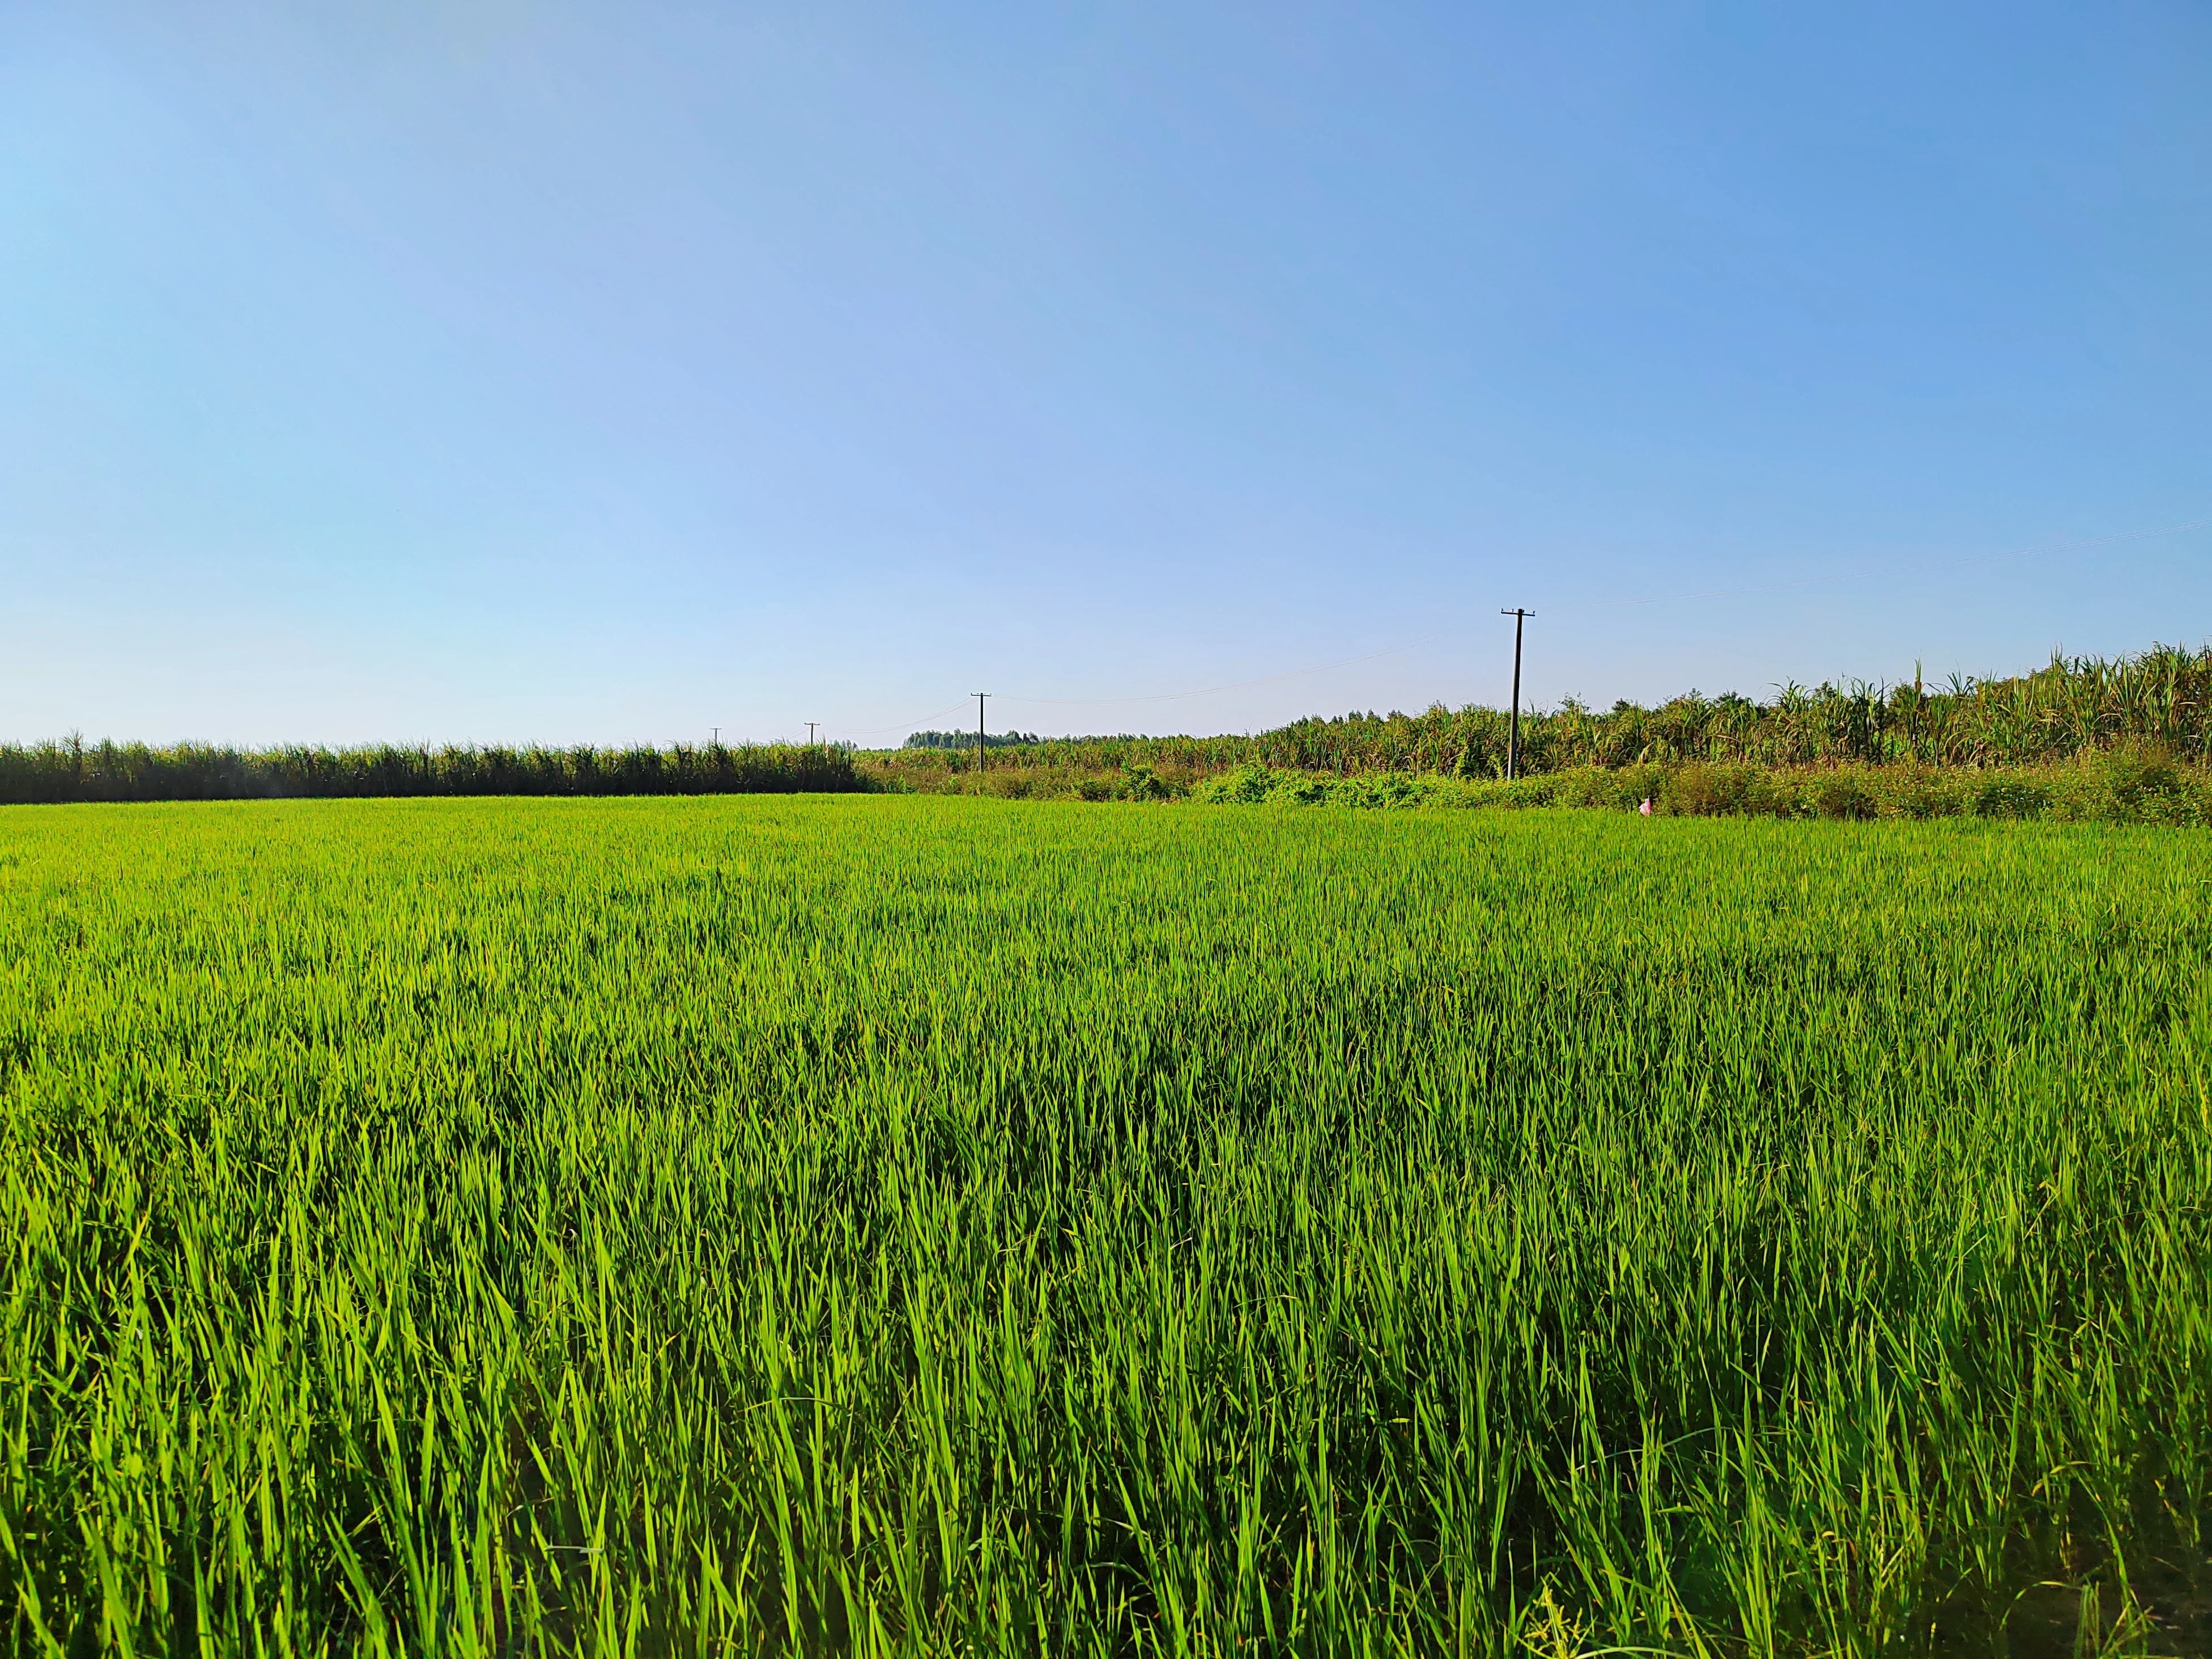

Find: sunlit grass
1;797;2205;1654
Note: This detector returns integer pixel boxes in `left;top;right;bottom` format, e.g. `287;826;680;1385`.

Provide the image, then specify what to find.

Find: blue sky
4;2;2207;746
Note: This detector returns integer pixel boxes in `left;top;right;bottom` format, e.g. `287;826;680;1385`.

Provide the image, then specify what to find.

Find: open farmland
2;798;2207;1655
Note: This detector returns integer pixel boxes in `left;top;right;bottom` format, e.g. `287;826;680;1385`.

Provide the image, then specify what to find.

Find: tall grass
0;739;862;805
859;644;2212;794
1256;643;2212;775
14;644;2207;807
2;797;2206;1653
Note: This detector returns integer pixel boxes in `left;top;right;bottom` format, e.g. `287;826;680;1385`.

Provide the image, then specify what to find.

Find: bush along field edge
10;740;2212;824
873;747;2212;824
1184;749;2212;823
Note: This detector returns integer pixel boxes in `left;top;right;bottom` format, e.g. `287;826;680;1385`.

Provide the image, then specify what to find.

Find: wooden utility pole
805;722;819;746
973;694;989;775
1500;609;1533;780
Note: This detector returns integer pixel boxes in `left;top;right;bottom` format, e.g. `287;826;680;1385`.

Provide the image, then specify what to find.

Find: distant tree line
901;730;1044;750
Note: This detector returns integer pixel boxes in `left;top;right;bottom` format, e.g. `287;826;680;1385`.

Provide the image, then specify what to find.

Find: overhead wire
990;512;2212;709
1541;513;2212;615
831;700;977;739
822;511;2210;733
994;634;1454;709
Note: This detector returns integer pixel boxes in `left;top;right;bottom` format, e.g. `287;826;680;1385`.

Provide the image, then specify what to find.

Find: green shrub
1876;767;1969;820
1181;754;2212;827
2100;742;2181;804
1120;762;1183;802
1811;772;1877;820
1972;775;2049;819
1661;762;1780;816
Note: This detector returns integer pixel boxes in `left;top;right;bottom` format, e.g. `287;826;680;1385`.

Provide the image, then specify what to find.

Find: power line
995;637;1449;708
835;700;976;739
822;510;2210;739
990;511;2211;709
1544;513;2212;615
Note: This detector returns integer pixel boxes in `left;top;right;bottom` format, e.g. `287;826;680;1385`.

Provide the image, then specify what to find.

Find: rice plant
1;797;2206;1654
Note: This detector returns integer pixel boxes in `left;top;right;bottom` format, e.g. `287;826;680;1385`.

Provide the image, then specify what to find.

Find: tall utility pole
973;694;989;775
712;726;720;747
1500;608;1534;780
805;722;819;746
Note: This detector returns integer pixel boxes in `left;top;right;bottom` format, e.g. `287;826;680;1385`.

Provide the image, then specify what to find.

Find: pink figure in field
1639;797;1653;815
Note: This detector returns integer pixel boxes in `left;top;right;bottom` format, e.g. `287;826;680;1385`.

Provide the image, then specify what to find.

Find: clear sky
4;2;2207;746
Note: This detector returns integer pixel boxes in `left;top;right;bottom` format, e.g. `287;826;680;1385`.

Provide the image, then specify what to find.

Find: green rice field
1;797;2207;1655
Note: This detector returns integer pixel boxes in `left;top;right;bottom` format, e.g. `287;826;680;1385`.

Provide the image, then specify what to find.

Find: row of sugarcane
0;739;866;804
1259;643;2212;776
11;644;2208;804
